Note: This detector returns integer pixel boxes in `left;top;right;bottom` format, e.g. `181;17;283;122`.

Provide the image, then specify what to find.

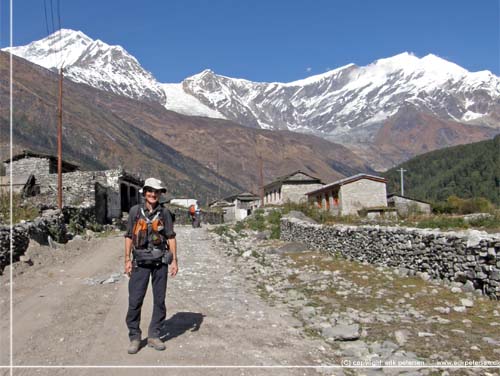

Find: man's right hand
125;260;133;277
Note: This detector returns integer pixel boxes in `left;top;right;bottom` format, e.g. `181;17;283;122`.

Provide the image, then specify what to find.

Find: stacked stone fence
0;206;103;274
280;217;500;299
0;210;65;274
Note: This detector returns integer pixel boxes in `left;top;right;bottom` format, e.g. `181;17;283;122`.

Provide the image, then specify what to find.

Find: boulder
322;324;360;341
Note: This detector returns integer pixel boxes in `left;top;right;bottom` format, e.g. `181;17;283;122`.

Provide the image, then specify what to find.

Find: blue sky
1;0;499;82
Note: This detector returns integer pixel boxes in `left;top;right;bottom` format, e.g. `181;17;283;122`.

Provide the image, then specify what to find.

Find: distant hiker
189;203;201;228
124;178;178;354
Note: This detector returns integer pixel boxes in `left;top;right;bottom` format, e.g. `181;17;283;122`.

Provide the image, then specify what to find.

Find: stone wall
0;225;29;274
22;168;138;223
280;216;500;298
36;170;101;206
0;210;65;274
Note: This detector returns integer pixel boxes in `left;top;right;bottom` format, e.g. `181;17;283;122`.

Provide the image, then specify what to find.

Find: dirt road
0;227;331;376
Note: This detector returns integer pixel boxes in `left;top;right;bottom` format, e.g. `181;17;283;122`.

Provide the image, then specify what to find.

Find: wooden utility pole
216;149;221;199
399;168;407;196
259;154;264;208
57;67;63;209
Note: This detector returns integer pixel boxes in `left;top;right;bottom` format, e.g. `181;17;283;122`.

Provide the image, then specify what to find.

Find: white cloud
306;67;312;72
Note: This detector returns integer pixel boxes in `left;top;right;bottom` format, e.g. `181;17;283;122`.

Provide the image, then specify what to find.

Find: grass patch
282;202;337;224
401;212;500;232
0;193;39;224
279;200;500;231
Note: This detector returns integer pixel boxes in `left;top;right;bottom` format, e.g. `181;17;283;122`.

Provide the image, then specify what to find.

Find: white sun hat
139;177;166;194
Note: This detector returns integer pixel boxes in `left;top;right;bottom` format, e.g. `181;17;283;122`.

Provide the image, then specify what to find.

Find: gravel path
0;226;331;376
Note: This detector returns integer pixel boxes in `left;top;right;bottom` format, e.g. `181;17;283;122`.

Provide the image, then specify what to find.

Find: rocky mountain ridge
5;29;499;170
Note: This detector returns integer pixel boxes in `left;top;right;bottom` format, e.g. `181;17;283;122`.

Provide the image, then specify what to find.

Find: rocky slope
0;51;241;200
0;51;373;201
211;218;500;375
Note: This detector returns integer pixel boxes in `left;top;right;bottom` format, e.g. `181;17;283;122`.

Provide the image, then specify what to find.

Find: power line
57;0;61;31
49;0;55;35
43;0;50;36
56;0;63;68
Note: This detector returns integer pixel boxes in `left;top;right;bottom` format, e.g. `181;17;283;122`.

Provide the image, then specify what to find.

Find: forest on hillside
384;135;500;206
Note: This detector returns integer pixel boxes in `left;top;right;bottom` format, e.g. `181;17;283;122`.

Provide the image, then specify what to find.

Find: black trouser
126;262;168;341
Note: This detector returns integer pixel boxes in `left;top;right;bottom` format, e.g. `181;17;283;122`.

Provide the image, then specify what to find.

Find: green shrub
68;218;84;235
270;225;280;239
246;210;266;231
47;223;66;243
267;209;282;226
212;225;230;236
87;222;104;232
267;209;282;239
233;221;245;233
436;195;496;215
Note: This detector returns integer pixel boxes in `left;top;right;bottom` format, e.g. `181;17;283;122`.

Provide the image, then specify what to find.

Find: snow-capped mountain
4;29;165;103
5;29;500;144
178;53;500;140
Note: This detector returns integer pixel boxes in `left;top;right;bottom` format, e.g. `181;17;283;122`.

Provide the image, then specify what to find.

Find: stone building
3;151;143;223
263;171;324;205
387;194;432;216
306;173;387;216
210;192;260;222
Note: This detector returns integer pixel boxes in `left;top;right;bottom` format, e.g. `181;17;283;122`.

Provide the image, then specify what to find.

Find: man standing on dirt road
124;178;178;354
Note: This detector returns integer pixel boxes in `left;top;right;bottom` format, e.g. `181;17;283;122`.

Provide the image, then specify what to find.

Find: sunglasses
144;188;161;194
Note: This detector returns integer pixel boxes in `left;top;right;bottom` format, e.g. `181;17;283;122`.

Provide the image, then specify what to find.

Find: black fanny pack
133;248;173;265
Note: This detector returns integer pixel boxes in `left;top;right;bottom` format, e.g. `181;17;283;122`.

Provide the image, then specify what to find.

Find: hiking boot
127;339;141;354
147;337;166;351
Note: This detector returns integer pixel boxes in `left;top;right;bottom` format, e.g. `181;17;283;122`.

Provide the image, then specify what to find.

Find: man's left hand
170;259;178;277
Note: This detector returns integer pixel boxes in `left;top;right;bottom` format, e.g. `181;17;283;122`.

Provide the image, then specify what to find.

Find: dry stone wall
0;224;29;273
0;210;65;274
280;217;500;299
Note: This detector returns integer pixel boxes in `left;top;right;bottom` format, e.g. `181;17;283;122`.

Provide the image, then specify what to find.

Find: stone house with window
306;173;387;216
3;150;143;223
263;171;324;205
210;191;260;222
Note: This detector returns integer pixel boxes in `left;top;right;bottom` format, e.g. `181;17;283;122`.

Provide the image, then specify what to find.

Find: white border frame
5;0;500;373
